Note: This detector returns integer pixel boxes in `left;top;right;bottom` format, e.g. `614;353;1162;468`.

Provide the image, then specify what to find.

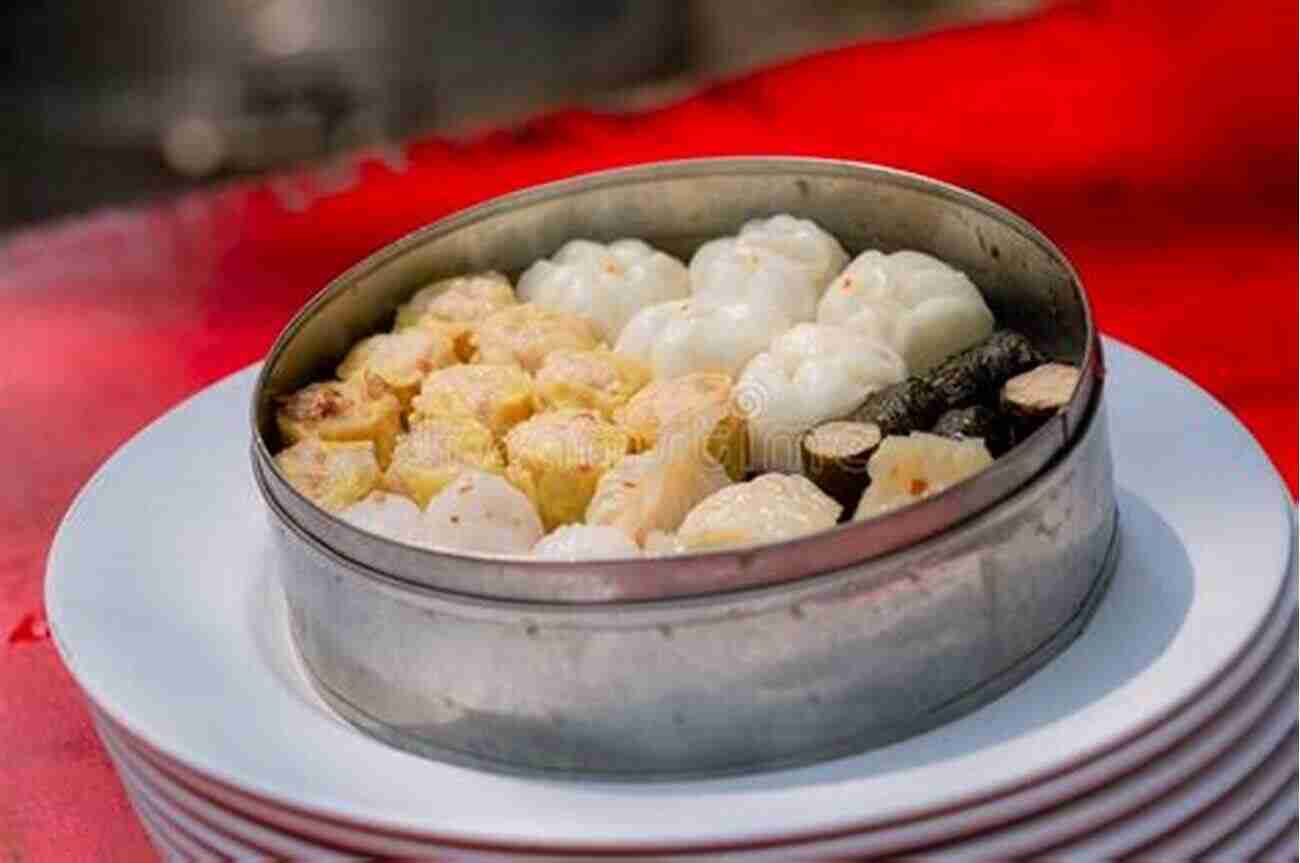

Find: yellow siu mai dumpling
613;372;748;480
336;325;459;407
409;363;534;438
533;347;650;419
382;415;504;507
276;373;403;467
503;409;631;530
393;271;517;331
274;438;381;512
470;303;601;372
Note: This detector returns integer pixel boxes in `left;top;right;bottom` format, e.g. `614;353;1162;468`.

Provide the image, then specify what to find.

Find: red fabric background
1;1;1294;857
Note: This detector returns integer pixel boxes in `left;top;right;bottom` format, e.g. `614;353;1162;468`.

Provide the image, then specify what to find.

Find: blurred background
0;0;1040;232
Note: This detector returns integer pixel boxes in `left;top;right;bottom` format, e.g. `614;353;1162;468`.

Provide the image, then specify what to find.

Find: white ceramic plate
96;723;349;861
1113;729;1297;861
1224;784;1298;863
777;602;1298;860
46;339;1296;851
92;589;1298;860
928;685;1297;860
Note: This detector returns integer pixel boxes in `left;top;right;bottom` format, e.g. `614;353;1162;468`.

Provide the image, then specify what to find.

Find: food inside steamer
801;420;882;514
393;271;516;332
336;323;461;407
613;372;748;480
275;374;403;466
503;408;631;531
852;433;994;520
532;347;651;418
932;406;1014;457
409;363;534;438
382;415;503;507
272;214;1079;559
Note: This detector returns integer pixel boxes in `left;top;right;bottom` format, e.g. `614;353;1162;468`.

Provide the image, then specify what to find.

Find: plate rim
45;337;1299;848
90;575;1298;858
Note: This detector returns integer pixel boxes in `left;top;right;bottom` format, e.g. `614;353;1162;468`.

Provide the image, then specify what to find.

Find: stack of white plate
48;340;1297;861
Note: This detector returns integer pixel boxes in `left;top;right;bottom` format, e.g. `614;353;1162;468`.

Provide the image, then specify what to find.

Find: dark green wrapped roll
801;421;882;517
931;406;1015;457
925;330;1045;409
850;378;946;436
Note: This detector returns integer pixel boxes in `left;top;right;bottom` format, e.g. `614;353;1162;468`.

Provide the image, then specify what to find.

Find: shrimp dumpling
585;437;732;545
517;239;689;342
532;524;641;560
677;473;841;551
338;490;424;544
420;469;543;554
737;323;905;472
689;214;848;324
615;299;790;380
736;214;849;289
817;250;994;373
853;433;993;520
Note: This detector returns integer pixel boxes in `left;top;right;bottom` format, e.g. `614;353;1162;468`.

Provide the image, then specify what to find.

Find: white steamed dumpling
677;473;842;551
517;239;689;342
338;491;424;544
737;323;905;472
689;214;849;324
532;524;642;560
737;214;850;289
615;299;791;380
817;250;994;373
420;469;543;554
585;440;732;545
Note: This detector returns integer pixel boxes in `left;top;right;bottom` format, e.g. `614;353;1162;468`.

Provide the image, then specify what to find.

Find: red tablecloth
2;1;1294;858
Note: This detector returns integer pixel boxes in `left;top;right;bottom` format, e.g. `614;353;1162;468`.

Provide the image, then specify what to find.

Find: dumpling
338;490;424;543
615;299;790;380
409;363;534;437
817;250;994;373
336;325;460;406
736;214;849;288
533;347;651;419
642;530;686;556
274;438;381;512
736;323;905;472
585;410;732;545
503;409;632;530
419;469;543;554
393;271;516;330
470;303;602;372
517;239;689;342
382;416;504;507
612;372;747;479
689;214;848;324
532;524;641;560
677;473;841;551
275;373;403;467
853;433;993;520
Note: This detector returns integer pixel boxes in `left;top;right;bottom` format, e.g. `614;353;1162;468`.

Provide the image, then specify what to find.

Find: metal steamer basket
251;158;1118;778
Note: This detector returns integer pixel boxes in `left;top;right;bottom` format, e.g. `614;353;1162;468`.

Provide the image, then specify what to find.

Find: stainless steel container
251;158;1117;778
